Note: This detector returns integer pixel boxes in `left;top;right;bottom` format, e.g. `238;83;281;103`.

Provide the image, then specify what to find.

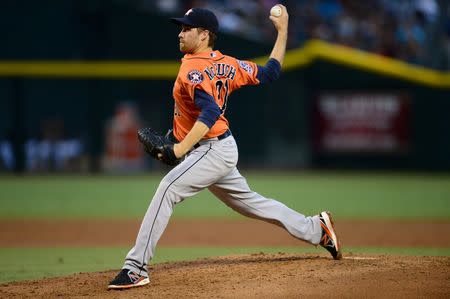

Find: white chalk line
343;256;379;260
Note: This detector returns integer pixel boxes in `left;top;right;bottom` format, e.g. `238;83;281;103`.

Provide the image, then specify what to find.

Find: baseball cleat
108;269;150;290
319;211;342;260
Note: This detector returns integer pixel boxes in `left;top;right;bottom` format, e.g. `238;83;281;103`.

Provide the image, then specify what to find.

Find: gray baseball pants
123;135;322;276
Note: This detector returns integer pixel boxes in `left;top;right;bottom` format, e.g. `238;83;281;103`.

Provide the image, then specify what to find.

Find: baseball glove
137;128;181;166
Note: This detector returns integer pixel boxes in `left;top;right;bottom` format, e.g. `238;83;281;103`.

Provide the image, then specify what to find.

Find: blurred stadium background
0;0;449;173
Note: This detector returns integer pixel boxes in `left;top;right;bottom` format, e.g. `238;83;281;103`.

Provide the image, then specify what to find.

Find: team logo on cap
188;70;203;84
185;9;193;15
238;60;253;74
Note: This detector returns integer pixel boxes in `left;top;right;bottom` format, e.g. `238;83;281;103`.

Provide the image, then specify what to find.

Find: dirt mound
1;253;449;298
1;219;449;297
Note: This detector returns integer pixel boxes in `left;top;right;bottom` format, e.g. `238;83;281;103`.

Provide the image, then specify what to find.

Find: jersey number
215;79;229;114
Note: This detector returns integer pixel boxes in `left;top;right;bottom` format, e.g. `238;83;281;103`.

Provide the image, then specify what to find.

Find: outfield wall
0;3;449;171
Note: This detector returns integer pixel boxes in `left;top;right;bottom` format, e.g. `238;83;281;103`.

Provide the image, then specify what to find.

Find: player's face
178;25;203;53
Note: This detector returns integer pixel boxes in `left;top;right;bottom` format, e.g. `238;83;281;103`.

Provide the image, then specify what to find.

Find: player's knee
157;176;182;201
158;177;173;193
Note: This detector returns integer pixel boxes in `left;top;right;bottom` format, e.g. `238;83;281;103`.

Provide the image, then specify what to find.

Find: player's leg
208;168;322;245
109;143;236;289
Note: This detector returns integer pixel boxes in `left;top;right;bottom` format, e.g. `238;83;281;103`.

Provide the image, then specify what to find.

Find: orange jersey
172;50;260;141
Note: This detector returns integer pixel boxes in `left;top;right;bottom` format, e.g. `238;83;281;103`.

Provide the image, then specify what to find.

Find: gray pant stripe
137;144;213;273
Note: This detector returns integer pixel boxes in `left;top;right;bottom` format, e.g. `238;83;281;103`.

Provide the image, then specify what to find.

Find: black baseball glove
137;128;181;166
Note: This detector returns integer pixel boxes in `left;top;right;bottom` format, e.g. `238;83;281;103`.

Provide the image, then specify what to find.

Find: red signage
314;93;410;153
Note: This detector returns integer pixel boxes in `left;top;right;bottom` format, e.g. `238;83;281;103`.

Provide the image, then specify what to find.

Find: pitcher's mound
1;253;449;298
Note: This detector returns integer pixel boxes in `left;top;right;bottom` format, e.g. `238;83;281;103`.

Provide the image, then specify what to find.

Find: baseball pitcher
109;4;342;290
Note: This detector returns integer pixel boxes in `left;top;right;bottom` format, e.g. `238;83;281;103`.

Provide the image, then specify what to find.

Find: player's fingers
269;14;288;29
280;5;289;18
275;4;288;19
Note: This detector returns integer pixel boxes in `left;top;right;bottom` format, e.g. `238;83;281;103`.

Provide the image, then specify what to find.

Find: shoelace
320;233;335;248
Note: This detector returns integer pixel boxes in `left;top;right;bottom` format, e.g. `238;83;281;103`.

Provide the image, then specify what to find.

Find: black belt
193;129;232;149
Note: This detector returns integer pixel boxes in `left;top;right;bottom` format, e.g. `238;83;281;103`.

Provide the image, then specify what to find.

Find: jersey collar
183;50;224;61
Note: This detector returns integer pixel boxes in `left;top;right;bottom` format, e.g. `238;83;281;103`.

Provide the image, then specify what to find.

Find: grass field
0;171;449;283
1;172;449;220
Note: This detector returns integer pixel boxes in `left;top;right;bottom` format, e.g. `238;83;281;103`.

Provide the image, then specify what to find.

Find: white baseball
270;5;282;17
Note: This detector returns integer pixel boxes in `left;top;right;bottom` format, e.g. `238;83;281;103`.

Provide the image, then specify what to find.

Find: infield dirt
1;219;449;298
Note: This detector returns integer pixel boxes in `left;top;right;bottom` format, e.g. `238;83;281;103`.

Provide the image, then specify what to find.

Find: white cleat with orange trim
319;211;342;260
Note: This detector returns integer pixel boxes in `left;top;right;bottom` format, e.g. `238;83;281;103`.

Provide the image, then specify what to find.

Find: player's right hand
269;4;289;34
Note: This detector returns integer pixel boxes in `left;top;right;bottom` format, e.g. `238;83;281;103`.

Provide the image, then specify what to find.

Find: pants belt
193;129;231;149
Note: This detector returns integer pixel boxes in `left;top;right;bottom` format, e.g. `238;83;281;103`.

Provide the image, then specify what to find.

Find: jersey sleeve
179;61;214;100
232;59;260;89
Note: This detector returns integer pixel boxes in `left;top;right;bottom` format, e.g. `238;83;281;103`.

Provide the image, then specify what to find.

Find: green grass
1;246;449;283
0;172;449;219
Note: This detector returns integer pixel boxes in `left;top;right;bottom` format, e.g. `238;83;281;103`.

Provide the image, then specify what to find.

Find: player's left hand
138;127;182;166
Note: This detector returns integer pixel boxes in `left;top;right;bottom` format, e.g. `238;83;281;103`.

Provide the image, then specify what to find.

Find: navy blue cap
171;8;219;34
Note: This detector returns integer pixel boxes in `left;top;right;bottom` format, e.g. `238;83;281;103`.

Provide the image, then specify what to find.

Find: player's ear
200;29;209;41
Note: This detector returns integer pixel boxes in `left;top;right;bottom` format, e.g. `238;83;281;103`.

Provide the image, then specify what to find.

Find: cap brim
170;17;195;27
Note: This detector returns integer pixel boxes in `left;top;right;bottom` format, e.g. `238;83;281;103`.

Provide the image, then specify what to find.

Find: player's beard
179;36;200;54
179;42;186;53
179;41;193;54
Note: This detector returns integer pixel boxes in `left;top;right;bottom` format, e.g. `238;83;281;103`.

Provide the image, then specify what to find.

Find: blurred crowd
0;118;85;173
142;0;449;70
0;102;148;174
